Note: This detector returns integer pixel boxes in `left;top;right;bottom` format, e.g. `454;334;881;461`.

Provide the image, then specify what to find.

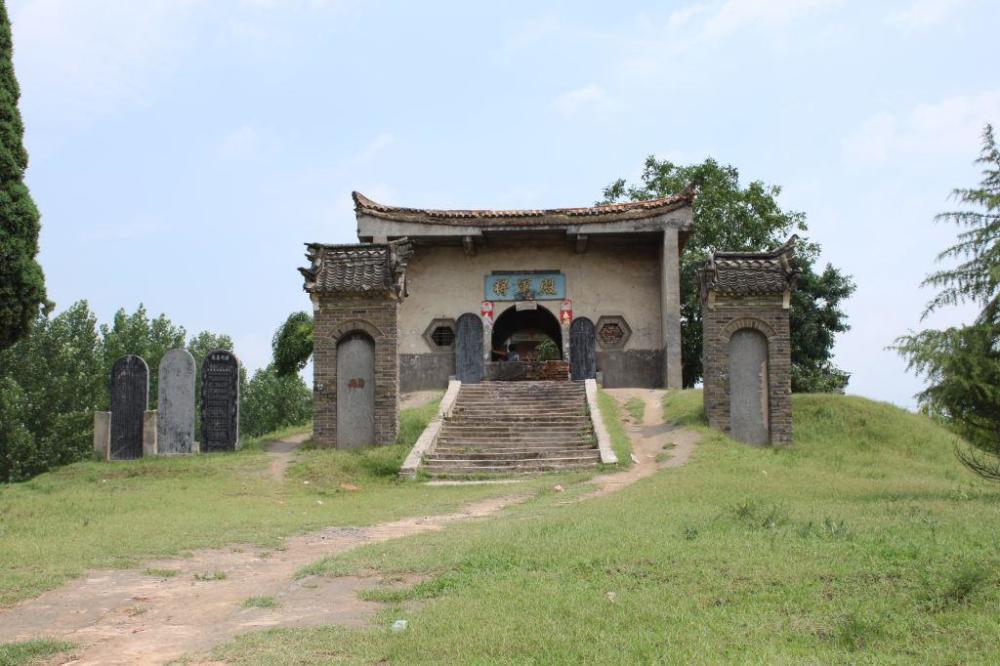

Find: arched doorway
337;332;375;448
491;305;562;362
728;328;769;445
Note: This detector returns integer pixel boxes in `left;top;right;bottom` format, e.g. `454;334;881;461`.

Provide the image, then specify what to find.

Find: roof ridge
350;186;695;227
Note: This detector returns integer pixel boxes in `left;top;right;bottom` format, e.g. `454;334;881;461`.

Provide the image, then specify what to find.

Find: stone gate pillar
699;237;797;445
661;228;683;388
301;239;412;448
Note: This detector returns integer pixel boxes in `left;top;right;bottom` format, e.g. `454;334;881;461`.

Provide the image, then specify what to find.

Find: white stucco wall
399;240;662;354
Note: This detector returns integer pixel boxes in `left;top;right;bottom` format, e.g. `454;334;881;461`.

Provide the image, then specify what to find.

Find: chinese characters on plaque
484;272;566;301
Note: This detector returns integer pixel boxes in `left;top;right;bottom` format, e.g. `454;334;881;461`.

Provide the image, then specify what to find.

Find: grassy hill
218;391;1000;664
0;399;577;608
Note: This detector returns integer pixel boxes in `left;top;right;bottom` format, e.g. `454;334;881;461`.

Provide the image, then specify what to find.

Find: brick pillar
312;294;400;448
699;241;797;446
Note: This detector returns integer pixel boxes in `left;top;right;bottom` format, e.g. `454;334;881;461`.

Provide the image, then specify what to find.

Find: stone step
429;449;597;461
420;379;596;478
439;430;592;439
434;439;596;451
423;460;599;476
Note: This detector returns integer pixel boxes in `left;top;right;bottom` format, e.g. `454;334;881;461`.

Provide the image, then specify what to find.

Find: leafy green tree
0;2;46;350
602;157;854;390
0;301;103;481
895;125;1000;480
100;305;185;409
240;364;312;438
272;311;313;377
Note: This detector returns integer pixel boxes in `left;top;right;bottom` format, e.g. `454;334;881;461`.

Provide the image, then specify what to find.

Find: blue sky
8;0;999;407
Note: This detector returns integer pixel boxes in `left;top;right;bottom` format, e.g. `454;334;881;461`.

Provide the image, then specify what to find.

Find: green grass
215;391;1000;664
193;571;227;581
624;396;645;423
0;403;538;607
0;638;73;665
597;389;632;465
241;421;314;451
242;595;279;609
142;567;179;578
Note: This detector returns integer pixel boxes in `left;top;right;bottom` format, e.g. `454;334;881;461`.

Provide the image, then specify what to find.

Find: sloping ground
216;392;1000;664
425;381;600;477
0;390;680;665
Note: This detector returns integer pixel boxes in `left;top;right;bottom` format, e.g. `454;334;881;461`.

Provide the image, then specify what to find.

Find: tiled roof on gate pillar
700;236;799;298
352;186;695;227
300;239;412;298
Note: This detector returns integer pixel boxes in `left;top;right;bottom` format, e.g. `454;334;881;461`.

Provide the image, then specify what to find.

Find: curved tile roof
300;239;412;296
701;236;799;297
352;186;695;227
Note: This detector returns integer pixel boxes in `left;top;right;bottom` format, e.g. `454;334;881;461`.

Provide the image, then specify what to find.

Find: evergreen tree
895;125;1000;480
0;1;46;349
603;157;854;390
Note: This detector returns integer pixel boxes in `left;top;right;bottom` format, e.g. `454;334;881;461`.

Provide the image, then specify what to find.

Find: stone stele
200;349;240;452
110;354;148;460
157;348;196;454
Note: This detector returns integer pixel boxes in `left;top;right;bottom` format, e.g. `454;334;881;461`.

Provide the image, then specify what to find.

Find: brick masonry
312;293;400;448
702;294;793;445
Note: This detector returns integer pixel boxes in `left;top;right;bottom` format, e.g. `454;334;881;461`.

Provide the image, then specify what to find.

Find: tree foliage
895;125;1000;480
602;156;854;390
0;2;46;350
272;311;314;377
100;305;186;409
241;364;312;438
0;302;103;481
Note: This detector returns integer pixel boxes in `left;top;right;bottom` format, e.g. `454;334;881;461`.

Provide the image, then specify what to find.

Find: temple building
300;190;695;447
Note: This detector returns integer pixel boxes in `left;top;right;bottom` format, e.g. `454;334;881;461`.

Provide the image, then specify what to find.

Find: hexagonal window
595;315;632;350
423;318;457;351
431;325;455;347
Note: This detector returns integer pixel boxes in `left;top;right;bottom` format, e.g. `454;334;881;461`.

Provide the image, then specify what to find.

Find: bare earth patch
587;389;698;497
0;392;698;665
265;431;311;482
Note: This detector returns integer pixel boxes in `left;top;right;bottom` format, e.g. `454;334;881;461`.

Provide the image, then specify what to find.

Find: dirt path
0;494;528;665
265;432;311;482
0;390;697;665
586;389;699;498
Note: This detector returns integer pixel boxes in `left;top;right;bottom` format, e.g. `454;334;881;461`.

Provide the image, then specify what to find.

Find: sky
8;0;999;408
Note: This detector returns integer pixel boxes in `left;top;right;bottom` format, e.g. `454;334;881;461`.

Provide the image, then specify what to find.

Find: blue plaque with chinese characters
485;272;566;301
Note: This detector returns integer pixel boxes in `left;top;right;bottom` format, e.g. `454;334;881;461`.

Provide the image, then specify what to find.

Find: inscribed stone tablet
110;355;148;460
158;348;196;454
200;350;240;452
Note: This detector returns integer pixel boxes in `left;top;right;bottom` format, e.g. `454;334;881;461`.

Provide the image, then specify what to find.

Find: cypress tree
0;0;45;350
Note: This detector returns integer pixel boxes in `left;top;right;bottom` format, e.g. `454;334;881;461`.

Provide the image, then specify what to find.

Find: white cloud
700;0;843;40
843;91;1000;166
11;0;204;124
217;125;263;161
551;84;621;116
886;0;969;30
357;133;395;162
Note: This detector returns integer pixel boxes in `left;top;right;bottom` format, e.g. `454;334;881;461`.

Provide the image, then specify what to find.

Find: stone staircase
423;381;600;477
